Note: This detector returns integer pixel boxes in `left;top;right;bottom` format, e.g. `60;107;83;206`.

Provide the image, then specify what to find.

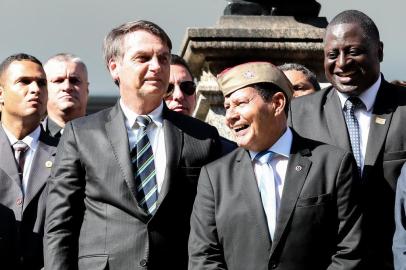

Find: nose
171;85;184;101
29;81;42;94
61;79;73;92
225;106;238;127
149;56;161;72
336;51;350;69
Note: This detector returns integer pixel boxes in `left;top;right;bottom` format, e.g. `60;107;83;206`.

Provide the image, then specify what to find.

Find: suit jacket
42;117;63;140
0;126;58;270
393;163;406;270
188;133;363;270
44;102;221;270
288;78;406;269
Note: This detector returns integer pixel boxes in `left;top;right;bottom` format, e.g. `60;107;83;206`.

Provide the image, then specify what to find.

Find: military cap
217;62;293;99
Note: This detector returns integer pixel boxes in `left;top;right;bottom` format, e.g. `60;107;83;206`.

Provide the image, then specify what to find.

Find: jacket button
16;198;23;206
140;259;148;267
271;262;278;269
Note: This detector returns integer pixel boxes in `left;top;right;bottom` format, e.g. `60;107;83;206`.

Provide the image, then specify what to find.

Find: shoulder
164;109;219;138
69;106;114;129
204;147;247;172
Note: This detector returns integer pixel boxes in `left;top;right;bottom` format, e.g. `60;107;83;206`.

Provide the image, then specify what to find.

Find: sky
0;0;404;96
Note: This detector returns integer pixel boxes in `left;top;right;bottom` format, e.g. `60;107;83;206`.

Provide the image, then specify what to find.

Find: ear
378;41;384;62
108;59;120;83
272;92;287;115
0;85;4;106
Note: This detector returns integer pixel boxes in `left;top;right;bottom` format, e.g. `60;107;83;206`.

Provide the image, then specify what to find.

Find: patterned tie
343;97;365;174
132;115;158;215
12;141;29;182
255;150;279;239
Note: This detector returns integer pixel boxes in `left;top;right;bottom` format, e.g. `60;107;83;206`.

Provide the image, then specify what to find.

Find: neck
47;109;85;128
121;96;161;115
2;114;40;140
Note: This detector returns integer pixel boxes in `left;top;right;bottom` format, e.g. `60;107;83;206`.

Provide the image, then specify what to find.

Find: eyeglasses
166;81;196;97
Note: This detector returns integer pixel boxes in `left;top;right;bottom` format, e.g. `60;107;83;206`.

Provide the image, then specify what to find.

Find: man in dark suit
44;20;221;270
288;10;406;269
0;53;57;270
43;53;89;139
188;62;363;270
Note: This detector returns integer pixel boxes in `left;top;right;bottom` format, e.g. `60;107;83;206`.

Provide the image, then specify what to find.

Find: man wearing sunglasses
165;54;196;116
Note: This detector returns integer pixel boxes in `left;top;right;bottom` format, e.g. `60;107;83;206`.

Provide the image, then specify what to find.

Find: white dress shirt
337;75;381;173
2;124;41;195
120;99;167;194
249;127;292;238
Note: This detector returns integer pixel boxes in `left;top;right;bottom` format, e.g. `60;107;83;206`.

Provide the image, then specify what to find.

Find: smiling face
0;60;47;122
109;30;171;113
45;60;88;119
165;64;196;116
283;69;316;98
224;86;286;152
324;23;383;96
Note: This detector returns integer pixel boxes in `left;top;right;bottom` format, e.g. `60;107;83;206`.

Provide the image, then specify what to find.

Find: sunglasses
166;81;196;97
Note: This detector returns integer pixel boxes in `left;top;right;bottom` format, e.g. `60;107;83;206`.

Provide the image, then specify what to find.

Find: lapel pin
375;117;386;125
45;161;53;168
295;165;302;171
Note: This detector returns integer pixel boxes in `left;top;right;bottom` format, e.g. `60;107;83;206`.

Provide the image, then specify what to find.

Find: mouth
233;124;249;134
334;70;358;84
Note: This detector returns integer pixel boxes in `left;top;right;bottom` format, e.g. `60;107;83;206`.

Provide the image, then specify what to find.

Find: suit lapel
105;103;146;215
158;115;182;203
0;126;21;188
324;89;352;151
24;133;56;210
238;149;273;244
364;80;394;171
271;143;311;254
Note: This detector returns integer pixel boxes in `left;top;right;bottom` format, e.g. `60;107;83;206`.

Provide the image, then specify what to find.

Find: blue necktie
255;150;279;239
132;115;158;215
343;97;364;174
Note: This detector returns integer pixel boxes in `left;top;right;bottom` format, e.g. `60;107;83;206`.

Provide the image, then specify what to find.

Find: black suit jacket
44;102;221;270
0;126;57;270
288;78;406;269
188;133;363;270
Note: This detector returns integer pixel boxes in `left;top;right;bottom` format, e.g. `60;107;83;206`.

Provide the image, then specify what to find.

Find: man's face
165;64;196;116
45;60;88;116
283;70;316;98
324;23;383;96
109;30;170;102
224;86;285;152
0;60;47;120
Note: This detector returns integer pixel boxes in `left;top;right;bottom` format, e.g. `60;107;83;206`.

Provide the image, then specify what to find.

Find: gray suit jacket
393;163;406;270
288;78;406;269
44;102;221;270
188;134;363;270
0;126;57;270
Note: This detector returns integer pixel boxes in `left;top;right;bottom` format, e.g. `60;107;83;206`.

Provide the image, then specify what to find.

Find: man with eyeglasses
164;54;197;116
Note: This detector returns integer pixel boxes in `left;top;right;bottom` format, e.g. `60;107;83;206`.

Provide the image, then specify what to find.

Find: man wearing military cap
188;62;363;270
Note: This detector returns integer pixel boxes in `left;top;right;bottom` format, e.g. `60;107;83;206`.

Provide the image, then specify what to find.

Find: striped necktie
132;115;158;216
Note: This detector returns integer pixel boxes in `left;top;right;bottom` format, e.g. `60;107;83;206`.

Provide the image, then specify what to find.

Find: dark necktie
132;115;158;215
12;141;29;182
343;97;365;173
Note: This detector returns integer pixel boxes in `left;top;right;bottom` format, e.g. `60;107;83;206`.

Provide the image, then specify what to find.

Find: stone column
180;15;327;139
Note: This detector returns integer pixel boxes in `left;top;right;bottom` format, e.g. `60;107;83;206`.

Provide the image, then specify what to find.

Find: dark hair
278;63;321;91
327;10;380;44
103;20;172;69
170;54;193;80
252;82;289;114
0;53;43;83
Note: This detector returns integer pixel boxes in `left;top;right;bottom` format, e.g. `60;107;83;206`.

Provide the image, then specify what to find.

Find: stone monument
179;0;327;139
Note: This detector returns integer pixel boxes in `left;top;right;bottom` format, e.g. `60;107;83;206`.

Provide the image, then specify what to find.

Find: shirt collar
2;124;41;151
249;127;293;160
337;74;381;112
119;98;164;129
46;117;63;137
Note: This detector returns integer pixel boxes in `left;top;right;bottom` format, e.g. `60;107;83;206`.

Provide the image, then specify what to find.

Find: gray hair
103;20;172;69
44;53;88;76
